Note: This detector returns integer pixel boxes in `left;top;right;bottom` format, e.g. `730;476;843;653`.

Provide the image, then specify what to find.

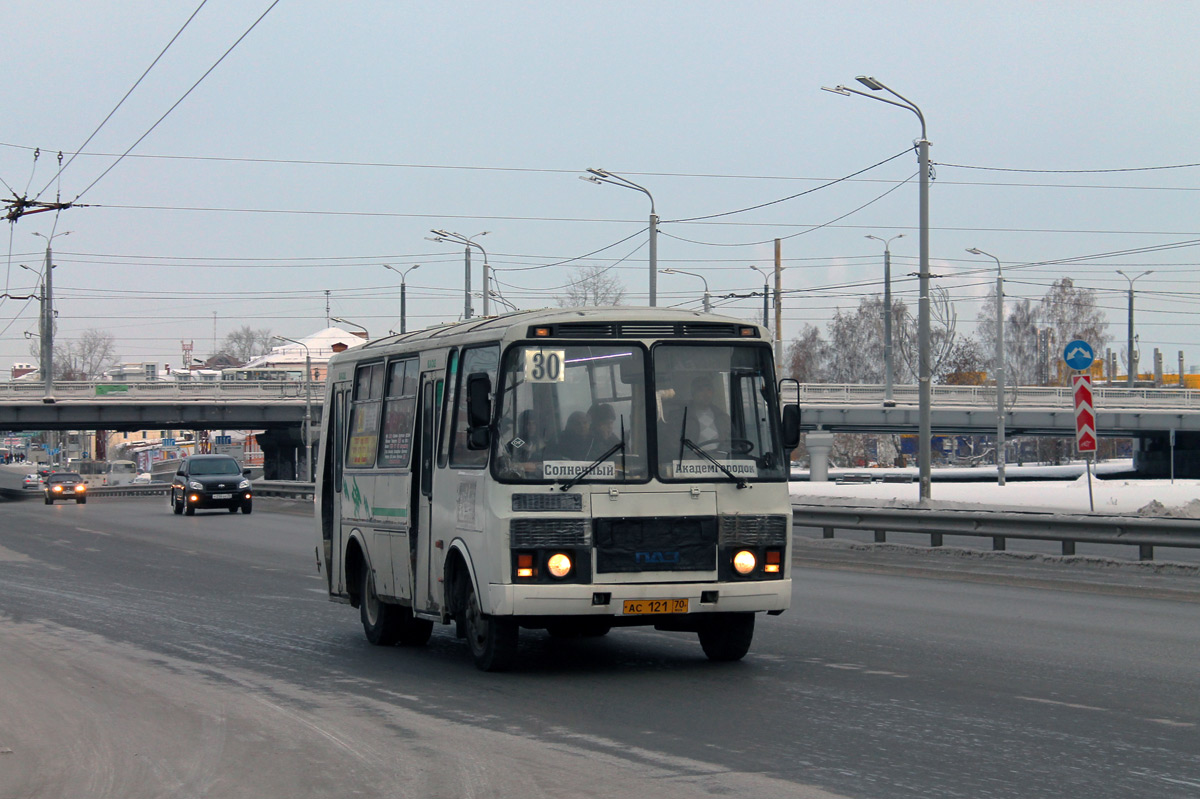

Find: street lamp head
579;175;602;184
820;85;852;96
856;75;885;91
659;268;676;274
586;168;609;177
966;248;983;255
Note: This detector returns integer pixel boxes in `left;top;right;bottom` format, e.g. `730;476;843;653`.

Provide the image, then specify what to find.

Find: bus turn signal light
764;549;781;574
516;553;535;579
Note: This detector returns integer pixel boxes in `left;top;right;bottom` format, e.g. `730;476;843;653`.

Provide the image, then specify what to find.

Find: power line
74;1;280;203
33;1;210;201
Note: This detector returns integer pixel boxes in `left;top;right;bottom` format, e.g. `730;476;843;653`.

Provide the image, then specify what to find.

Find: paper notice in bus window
524;350;566;383
671;460;758;478
543;461;617;480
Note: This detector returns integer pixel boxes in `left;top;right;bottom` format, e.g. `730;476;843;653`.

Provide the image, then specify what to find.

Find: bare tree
1038;277;1107;384
784;324;827;383
557;265;626;307
895;287;958;382
217;325;274;363
29;326;119;379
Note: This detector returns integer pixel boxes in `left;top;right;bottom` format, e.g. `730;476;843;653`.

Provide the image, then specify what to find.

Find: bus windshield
493;344;649;484
653;344;786;482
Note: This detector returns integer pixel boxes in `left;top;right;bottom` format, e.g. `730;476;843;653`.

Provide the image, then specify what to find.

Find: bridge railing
0;380;320;400
788;383;1200;410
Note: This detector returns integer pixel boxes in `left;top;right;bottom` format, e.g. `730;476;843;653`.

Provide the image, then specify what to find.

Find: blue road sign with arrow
1063;340;1095;371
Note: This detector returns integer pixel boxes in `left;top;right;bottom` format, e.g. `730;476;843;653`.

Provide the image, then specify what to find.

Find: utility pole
31;231;69;401
774;239;783;367
1117;269;1152;386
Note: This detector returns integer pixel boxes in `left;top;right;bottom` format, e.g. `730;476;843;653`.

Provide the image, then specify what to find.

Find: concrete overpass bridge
791;383;1200;477
4;380;1199;477
0;380;321;480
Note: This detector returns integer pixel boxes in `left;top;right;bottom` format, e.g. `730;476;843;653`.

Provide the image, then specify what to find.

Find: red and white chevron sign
1073;374;1096;452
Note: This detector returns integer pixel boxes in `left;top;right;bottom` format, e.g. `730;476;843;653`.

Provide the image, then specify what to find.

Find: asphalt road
0;495;1196;799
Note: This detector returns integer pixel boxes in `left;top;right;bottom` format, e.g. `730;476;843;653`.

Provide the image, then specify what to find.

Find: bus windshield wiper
560;418;626;492
678;408;747;489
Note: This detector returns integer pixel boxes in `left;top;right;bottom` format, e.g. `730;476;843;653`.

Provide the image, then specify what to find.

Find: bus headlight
547;553;573;579
732;550;757;575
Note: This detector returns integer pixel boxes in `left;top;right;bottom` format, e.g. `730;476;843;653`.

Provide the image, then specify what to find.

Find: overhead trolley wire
33;1;210;201
72;1;280;203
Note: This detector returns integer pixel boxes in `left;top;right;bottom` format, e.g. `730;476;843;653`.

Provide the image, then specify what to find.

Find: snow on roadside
791;471;1200;517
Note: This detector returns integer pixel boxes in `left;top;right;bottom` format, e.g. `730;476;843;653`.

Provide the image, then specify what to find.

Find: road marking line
1016;696;1107;712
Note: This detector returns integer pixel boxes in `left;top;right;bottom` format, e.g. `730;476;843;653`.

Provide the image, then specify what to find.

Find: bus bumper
490;579;791;618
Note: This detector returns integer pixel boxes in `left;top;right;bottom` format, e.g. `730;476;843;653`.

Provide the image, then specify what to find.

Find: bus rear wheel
360;569;431;647
464;582;517;672
697;613;755;662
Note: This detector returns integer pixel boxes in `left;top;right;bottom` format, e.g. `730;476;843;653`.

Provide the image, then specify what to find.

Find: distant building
240;326;365;381
10;363;37;380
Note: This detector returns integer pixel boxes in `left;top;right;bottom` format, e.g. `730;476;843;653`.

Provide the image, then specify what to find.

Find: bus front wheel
697;613;755;662
464;582;517;672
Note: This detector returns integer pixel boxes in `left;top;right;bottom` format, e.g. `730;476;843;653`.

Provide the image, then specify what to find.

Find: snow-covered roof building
241;326;366;380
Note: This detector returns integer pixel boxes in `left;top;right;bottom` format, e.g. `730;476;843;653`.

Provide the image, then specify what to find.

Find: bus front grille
593;516;717;573
510;518;591;548
718;514;788;546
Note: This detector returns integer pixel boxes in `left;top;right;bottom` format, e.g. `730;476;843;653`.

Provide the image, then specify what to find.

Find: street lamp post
660;268;710;312
749;265;771;330
582;168;658;306
1116;269;1153;386
866;234;905;405
967;247;1006;486
331;316;369;339
429;230;490;319
274;336;312;481
824;76;932;500
31;231;69;401
383;264;421;334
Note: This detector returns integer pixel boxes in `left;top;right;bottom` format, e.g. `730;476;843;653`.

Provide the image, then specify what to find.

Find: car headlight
76;485;86;492
238;479;251;490
52;485;63;492
189;481;203;490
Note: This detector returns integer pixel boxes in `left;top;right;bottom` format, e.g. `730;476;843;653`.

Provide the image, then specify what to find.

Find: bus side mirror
781;405;801;449
466;372;492;450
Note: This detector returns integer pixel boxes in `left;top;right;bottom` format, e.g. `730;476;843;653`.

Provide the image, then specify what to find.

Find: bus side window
450;345;500;469
346;363;384;469
377;359;419;469
437;350;457;469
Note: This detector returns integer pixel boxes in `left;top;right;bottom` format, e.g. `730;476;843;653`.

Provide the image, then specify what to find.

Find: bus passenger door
323;384;349;595
413;375;439;614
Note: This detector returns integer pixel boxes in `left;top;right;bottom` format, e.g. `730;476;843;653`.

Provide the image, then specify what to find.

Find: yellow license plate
622;598;689;615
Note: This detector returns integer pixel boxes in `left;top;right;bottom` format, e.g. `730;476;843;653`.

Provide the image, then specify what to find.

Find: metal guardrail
792;501;1200;561
62;481;315;500
253;481;316;500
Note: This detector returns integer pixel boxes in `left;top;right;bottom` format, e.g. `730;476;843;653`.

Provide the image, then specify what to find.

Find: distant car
132;473;153;484
169;454;253;516
22;473;41;490
44;472;87;505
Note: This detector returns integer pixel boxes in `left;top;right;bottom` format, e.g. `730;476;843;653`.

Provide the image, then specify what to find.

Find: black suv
44;472;87;505
170;455;253;516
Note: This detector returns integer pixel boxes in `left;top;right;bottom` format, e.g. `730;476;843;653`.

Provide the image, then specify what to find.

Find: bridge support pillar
806;431;835;482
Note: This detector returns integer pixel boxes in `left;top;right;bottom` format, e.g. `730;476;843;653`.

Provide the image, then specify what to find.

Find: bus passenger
552;411;591;460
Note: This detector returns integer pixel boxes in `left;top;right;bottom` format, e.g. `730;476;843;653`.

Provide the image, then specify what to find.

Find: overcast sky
2;2;1198;375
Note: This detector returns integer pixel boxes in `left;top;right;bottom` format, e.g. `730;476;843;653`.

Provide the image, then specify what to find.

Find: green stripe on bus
373;506;408;518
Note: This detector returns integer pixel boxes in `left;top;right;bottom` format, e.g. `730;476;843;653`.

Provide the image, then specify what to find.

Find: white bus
315;308;800;671
106;459;138;486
